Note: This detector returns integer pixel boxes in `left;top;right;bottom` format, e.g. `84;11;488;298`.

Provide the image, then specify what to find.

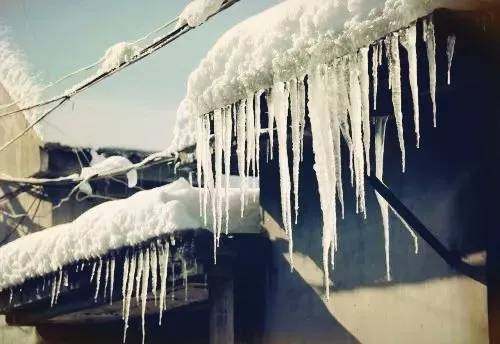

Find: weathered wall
259;10;494;344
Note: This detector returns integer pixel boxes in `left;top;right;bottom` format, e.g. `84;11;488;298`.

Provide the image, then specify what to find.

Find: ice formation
0;29;43;137
177;0;225;28
447;35;457;85
98;42;140;74
178;0;489;296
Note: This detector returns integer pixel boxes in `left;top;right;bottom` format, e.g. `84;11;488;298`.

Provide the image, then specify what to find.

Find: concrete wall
258;11;494;344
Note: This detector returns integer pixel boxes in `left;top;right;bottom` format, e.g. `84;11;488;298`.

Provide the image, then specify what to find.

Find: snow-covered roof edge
0;27;44;139
169;0;495;151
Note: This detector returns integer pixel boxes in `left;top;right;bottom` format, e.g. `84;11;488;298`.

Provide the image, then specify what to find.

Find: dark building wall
259;10;497;343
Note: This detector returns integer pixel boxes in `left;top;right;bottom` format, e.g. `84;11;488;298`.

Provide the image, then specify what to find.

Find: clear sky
0;0;275;151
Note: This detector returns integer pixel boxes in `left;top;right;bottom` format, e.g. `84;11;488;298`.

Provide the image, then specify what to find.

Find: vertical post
209;260;234;344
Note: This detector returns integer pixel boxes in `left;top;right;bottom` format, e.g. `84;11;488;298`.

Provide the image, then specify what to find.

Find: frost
447;35;457;85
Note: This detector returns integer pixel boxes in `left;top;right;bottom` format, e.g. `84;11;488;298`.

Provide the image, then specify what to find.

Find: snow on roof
169;0;491;151
0;28;43;139
177;0;225;28
0;178;259;291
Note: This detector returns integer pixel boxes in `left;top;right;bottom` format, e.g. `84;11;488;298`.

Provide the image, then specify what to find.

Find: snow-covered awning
0;178;259;292
170;0;491;151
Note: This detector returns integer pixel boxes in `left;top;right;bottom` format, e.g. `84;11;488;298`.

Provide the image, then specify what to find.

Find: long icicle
150;243;159;304
401;24;421;148
386;33;406;172
214;109;224;244
423;16;437;127
123;251;137;343
122;251;130;318
289;78;302;224
159;241;169;325
237;100;247;217
374;116;391;281
110;255;115;305
274;81;294;269
359;47;371;178
141;248;150;344
223;105;233;234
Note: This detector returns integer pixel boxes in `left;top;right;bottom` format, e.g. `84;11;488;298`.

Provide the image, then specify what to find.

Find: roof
170;0;493;151
0;178;259;291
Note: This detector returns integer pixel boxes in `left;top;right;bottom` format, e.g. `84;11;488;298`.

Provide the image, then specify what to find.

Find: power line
0;0;240;122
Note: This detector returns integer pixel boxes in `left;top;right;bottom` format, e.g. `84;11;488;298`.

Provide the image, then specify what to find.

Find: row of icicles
195;17;456;298
8;238;199;344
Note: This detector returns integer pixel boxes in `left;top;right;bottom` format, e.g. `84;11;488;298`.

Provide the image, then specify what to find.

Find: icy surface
0;30;43;138
0;178;259;291
177;0;225;28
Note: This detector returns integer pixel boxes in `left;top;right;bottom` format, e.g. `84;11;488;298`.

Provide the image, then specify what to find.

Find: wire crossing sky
0;0;274;151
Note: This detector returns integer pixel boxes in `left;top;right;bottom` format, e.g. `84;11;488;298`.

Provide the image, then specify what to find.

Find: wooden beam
209;261;234;344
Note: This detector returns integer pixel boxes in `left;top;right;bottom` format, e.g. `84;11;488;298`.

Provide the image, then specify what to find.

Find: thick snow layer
0;178;259;291
98;42;140;74
0;29;43;138
170;0;491;151
177;0;225;28
79;152;138;193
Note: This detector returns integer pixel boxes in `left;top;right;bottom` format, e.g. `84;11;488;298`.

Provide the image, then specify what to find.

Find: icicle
121;251;130;318
223;105;232;234
255;91;262;178
94;258;103;301
90;261;97;283
273;81;294;269
237;100;247;217
182;259;188;302
289;78;301;224
214;108;224;244
374;116;391;281
423;17;437;127
141;248;150;344
348;54;367;215
171;261;175;300
50;274;57;307
359;47;371;177
103;258;110;300
389;206;419;254
447;35;456;85
135;250;144;304
297;78;306;163
159;242;170;325
150;243;158;304
401;25;421;148
308;66;338;299
246;94;256;179
372;43;380;110
325;64;345;219
110;255;115;305
196;116;204;217
54;269;63;305
386;33;406;172
336;58;354;185
267;91;275;160
9;289;13;305
123;251;137;343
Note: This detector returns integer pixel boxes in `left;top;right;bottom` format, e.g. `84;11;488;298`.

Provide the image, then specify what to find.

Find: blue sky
0;0;275;151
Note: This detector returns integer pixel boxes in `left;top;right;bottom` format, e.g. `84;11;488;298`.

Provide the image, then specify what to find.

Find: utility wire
0;0;240;123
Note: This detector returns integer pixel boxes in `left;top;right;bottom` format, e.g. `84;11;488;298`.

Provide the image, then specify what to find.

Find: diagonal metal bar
367;174;485;285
